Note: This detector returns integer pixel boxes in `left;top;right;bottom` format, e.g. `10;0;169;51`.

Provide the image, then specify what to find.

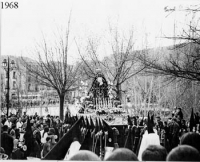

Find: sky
1;0;200;63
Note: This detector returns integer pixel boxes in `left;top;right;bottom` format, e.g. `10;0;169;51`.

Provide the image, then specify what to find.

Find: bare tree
137;4;200;84
22;19;81;120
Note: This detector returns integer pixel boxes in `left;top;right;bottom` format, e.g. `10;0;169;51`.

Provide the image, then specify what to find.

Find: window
35;85;38;92
5;82;8;89
13;81;16;89
28;76;31;82
13;71;16;79
28;84;31;91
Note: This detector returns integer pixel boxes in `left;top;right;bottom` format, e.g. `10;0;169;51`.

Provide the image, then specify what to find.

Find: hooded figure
189;108;196;132
127;115;133;126
23;117;34;158
138;112;160;161
80;116;95;151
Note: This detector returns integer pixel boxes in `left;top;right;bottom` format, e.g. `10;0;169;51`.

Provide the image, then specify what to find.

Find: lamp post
2;57;16;116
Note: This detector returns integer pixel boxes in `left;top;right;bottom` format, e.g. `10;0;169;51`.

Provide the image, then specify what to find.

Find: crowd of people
1;112;63;159
1;107;200;161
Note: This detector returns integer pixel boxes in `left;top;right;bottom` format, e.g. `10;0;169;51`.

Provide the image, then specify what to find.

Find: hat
48;128;55;135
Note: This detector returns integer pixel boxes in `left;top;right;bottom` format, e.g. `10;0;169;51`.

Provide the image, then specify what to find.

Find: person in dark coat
29;130;41;158
11;139;25;159
1;125;14;158
175;108;183;120
42;137;51;158
169;118;180;150
46;115;51;128
195;112;200;124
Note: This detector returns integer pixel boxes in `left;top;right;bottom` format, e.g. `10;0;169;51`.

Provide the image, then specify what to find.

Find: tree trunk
116;83;122;101
59;93;65;121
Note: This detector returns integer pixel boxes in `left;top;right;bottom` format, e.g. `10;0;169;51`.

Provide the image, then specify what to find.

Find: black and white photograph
1;0;200;161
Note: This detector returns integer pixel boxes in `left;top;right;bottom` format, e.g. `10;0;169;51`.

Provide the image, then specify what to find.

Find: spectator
48;128;57;150
166;145;200;161
16;117;23;130
34;123;42;147
22;112;27;119
156;116;164;129
1;115;7;125
41;127;49;144
104;148;138;161
46;115;51;128
168;117;180;149
4;118;12;128
175;108;183;120
180;132;200;153
41;137;51;158
11;139;24;159
1;125;14;158
15;128;20;140
142;145;167;161
30;130;41;158
9;124;16;139
68;150;100;161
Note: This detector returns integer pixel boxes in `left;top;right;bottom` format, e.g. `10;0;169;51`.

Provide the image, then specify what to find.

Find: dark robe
12;148;25;159
1;132;14;158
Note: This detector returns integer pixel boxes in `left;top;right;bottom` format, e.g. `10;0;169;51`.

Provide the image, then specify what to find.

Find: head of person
177;108;181;112
46;137;51;143
164;121;168;127
181;119;186;125
104;148;138;161
11;124;16;129
48;128;57;141
166;145;200;161
172;117;177;123
142;145;167;161
36;123;41;129
68;150;100;161
48;128;55;135
156;116;161;122
43;127;49;134
180;132;200;153
2;125;8;132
